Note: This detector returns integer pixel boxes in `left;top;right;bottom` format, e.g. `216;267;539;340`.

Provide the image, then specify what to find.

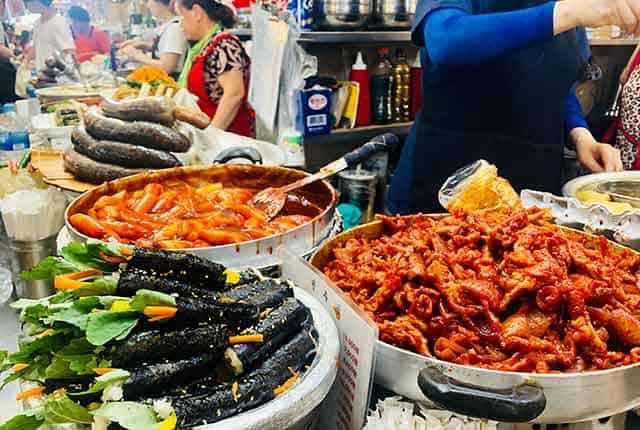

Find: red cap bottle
410;54;423;120
349;51;372;127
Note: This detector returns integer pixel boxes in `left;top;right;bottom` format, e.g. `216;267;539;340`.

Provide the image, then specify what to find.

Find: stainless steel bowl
313;0;371;29
373;0;416;29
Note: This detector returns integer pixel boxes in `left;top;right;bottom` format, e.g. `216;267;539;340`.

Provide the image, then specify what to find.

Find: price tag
280;248;378;430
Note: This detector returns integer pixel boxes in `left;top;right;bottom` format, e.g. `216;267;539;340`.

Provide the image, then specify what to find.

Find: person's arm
564;87;623;172
120;39;152;51
565;86;588;136
422;0;640;67
0;45;12;59
424;5;555;66
123;46;180;73
211;70;245;131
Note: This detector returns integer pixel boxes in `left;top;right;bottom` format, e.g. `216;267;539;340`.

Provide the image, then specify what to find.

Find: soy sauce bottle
371;48;393;124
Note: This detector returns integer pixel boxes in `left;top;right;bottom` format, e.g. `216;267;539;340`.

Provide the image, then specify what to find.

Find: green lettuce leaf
71;369;130;396
129;290;176;311
0;414;44;430
10;333;71;365
86;311;140;346
42;396;92;424
19;256;81;281
1;332;73;387
45;306;90;331
71;276;118;297
60;242;122;273
11;292;74;311
45;338;110;378
91;402;159;430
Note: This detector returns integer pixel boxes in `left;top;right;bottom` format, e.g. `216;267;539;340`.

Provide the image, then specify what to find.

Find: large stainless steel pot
313;0;371;29
373;0;416;29
310;219;640;424
65;165;337;269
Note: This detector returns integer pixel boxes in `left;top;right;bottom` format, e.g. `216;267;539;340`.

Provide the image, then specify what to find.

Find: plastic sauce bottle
371;48;393;124
392;49;411;123
349;51;372;127
0;104;29;163
410;54;423;120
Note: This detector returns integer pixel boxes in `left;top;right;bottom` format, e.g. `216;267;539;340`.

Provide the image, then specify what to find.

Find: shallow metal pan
65;164;337;269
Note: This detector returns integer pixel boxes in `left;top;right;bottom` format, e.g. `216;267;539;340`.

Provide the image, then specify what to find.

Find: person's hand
119;45;146;62
575;137;624;172
119;40;142;50
555;0;640;35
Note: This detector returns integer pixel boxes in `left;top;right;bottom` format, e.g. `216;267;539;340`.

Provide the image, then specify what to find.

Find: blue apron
387;0;585;213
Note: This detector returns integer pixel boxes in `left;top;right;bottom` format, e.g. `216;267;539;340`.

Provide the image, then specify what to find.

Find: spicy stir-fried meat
323;207;640;372
69;180;313;249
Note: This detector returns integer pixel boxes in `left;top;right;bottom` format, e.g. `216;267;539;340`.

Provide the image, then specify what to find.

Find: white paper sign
280;248;378;430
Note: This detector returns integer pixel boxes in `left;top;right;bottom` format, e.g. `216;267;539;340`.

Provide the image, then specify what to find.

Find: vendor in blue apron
387;0;634;214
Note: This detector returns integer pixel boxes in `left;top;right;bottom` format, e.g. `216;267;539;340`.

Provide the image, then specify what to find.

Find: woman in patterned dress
614;44;640;170
176;0;252;136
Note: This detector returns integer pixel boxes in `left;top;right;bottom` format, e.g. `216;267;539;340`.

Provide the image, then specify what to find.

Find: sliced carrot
143;306;177;322
229;334;264;345
54;276;89;291
120;247;134;257
99;251;127;264
16;386;44;401
94;367;117;375
63;269;103;281
273;370;300;396
11;363;29;372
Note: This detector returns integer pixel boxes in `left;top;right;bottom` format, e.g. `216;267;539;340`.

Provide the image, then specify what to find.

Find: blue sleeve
565;85;588;135
422;4;556;67
575;26;591;61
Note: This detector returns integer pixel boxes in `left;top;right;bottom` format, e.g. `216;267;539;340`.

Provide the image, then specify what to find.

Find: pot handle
214;146;263;165
417;366;546;423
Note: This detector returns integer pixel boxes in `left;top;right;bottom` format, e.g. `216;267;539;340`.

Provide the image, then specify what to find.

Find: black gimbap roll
123;352;218;400
171;328;317;427
225;298;310;375
126;249;227;290
108;324;228;368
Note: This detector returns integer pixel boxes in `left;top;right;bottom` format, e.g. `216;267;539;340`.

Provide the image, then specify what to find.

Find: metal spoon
250;133;397;220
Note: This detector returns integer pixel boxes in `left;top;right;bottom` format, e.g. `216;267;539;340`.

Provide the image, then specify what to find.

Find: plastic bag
14;62;30;98
171;88;284;166
438;160;522;213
